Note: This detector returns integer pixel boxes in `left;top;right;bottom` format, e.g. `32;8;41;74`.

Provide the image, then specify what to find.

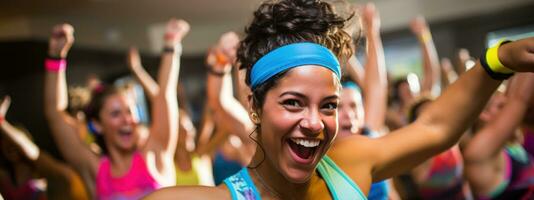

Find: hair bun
238;0;354;86
249;0;345;36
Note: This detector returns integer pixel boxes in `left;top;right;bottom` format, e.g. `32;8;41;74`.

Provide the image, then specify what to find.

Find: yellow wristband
419;31;432;44
485;39;514;74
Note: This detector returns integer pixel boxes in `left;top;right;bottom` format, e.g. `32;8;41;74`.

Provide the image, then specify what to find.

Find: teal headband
250;42;341;90
342;81;361;92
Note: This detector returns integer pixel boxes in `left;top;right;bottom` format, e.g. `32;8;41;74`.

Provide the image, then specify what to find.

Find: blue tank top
368;181;389;200
223;155;367;200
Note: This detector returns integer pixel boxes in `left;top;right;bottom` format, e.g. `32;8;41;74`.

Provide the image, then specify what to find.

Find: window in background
382;37;422;80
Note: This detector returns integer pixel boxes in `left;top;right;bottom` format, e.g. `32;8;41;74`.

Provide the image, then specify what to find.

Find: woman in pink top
43;19;188;199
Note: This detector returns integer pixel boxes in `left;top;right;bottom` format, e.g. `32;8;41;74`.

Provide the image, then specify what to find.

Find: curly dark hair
237;0;355;112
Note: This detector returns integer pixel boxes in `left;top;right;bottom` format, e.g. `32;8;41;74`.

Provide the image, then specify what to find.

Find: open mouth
118;127;133;139
287;138;321;164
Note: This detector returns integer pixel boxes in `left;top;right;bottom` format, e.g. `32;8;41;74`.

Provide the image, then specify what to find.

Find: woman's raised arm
43;24;99;174
144;19;189;155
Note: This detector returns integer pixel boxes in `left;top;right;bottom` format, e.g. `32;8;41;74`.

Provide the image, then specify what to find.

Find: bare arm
127;47;159;100
228;32;251;108
234;68;251;109
198;129;230;157
144;185;230;200
35;152;91;200
371;38;534;180
196;99;253;158
0;96;89;199
145;19;188;155
371;64;500;180
195;106;218;156
1;96;39;161
0;125;90;199
344;56;365;88
207;67;254;142
463;73;534;162
335;37;534;181
343;5;365;88
360;3;388;131
411;16;441;96
206;32;255;142
43;24;98;174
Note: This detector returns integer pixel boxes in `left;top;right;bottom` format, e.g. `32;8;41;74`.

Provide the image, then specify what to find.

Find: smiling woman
254;64;341;181
145;0;534;199
43;19;188;199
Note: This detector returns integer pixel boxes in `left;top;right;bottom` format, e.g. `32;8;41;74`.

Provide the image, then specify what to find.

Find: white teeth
290;138;320;148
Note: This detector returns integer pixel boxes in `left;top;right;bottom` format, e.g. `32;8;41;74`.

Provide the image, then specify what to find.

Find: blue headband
250;42;341;89
342;81;361;92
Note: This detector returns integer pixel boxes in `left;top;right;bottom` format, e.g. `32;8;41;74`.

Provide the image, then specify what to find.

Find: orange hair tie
215;51;229;65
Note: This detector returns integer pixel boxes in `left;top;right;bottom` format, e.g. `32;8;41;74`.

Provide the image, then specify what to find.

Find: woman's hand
163;19;190;48
410;16;429;38
219;31;240;61
206;32;239;72
361;3;380;34
499;37;534;72
48;24;74;58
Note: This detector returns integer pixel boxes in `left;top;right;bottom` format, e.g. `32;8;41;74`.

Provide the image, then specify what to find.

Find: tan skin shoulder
145;136;375;200
144;184;232;200
326;134;376;195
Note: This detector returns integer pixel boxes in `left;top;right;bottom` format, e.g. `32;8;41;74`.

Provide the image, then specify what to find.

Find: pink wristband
45;58;67;72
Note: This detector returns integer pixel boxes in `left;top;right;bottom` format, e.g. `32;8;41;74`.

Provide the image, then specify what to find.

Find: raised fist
410;16;429;36
361;3;380;33
48;24;74;58
164;19;190;47
218;32;240;61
